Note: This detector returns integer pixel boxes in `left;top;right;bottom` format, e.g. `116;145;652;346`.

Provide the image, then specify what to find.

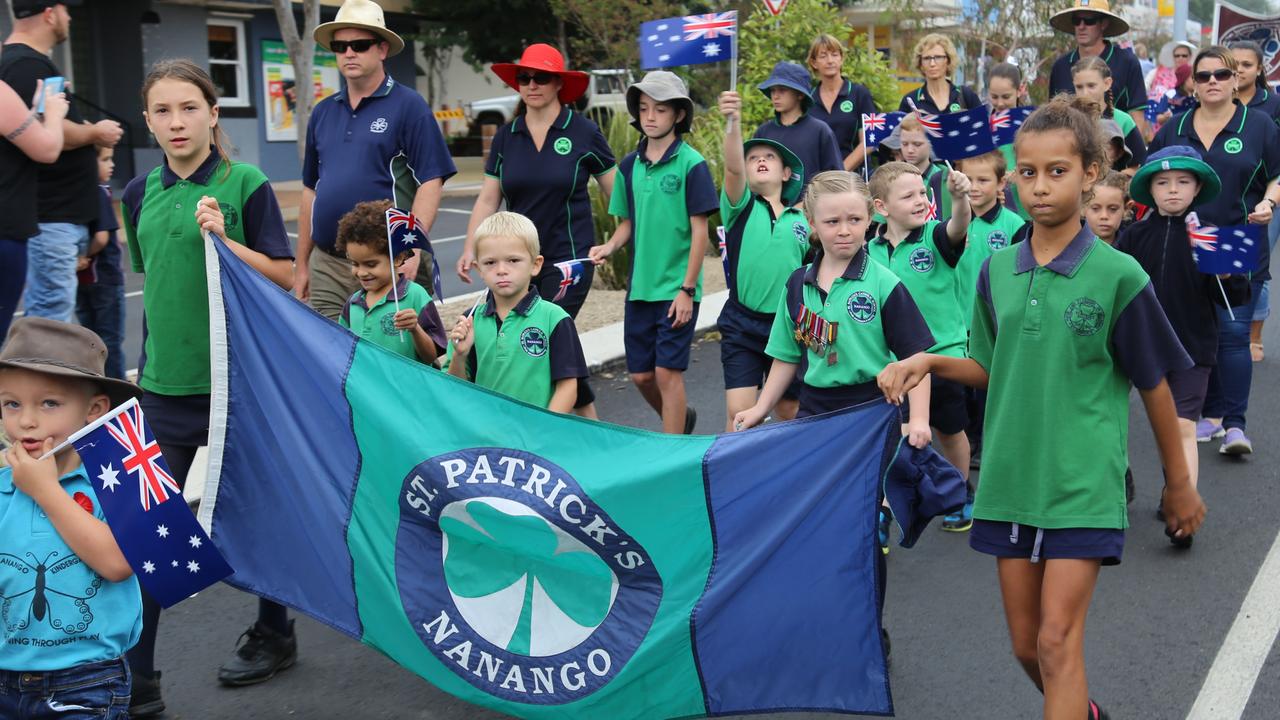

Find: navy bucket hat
758;61;814;112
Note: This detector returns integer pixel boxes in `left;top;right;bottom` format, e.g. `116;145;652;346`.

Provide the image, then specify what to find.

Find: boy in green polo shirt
591;71;718;434
898;114;950;221
448;212;588;412
869;161;973;486
337;200;446;366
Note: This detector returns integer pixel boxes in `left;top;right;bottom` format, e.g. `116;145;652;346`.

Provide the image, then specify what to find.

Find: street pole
1173;0;1189;43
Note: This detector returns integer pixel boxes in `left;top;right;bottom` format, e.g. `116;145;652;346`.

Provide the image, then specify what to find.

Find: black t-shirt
0;43;99;225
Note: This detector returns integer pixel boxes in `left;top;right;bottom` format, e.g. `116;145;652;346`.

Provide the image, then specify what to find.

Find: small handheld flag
909;102;996;161
862;112;905;149
67;398;232;607
1185;212;1261;274
640;12;737;69
386;207;444;301
716;225;730;283
1145;93;1171;124
990;106;1034;147
551;259;588;302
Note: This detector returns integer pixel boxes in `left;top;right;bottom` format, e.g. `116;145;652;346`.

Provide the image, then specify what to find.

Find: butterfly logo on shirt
1;551;100;636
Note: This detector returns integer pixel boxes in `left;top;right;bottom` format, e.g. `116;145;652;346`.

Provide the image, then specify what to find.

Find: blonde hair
806;33;845;73
869;161;924;202
803;170;873;220
913;33;958;77
475;211;540;258
898;113;925;135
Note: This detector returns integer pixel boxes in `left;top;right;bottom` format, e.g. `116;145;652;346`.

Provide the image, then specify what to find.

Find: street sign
764;0;789;16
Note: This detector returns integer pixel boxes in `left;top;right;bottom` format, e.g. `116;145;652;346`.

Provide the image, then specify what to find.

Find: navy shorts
1167;364;1211;421
929;375;968;435
140;392;211;448
624;299;700;373
970;520;1124;566
718;300;799;399
796;381;882;418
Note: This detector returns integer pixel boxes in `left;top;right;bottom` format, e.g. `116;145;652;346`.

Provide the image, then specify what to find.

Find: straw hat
0;318;140;408
490;44;589;105
314;0;404;57
1050;0;1130;38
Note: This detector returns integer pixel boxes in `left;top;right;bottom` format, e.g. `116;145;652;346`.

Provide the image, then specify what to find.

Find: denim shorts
0;657;131;719
970;520;1124;566
1254;280;1270;322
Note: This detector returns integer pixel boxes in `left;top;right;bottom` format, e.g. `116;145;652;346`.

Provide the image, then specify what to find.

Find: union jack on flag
552;259;588;302
639;11;737;69
683;12;737;40
862;111;904;148
914;109;943;138
989;106;1034;147
926;196;939;221
99;400;179;511
386;207;428;252
716;225;730;283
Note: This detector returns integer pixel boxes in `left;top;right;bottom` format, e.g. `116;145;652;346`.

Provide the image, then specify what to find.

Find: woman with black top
807;33;878;172
898;33;981;115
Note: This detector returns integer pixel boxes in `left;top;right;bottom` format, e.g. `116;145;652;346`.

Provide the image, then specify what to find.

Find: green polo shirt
969;227;1192;529
609;138;719;302
766;248;935;389
721;188;809;313
868;220;967;357
956;204;1027;326
998;144;1031;221
446;290;588;408
340;276;445;362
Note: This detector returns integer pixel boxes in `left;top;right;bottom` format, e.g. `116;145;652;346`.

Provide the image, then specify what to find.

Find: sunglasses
1072;14;1101;26
330;38;379;54
516;71;558;86
1194;69;1235;83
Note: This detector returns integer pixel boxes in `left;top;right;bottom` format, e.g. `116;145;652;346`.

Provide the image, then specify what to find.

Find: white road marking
436;208;472;215
1186;528;1280;719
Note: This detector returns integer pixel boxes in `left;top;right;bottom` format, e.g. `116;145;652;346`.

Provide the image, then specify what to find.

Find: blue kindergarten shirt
303;75;457;252
87;184;125;286
0;465;142;671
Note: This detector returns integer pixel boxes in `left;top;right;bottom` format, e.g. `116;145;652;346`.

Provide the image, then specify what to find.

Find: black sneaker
683;405;697;435
880;627;891;662
217;620;298;686
130;670;165;717
1166;524;1194;549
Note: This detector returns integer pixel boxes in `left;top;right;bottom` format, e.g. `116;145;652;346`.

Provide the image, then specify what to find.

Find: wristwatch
680;285;696;297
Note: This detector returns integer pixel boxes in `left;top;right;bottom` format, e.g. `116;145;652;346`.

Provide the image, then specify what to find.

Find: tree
546;0;683;69
271;0;321;164
415;20;467;108
412;0;568;66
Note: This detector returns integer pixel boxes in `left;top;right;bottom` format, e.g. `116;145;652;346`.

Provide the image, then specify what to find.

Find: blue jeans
0;236;27;343
0;657;131;719
1204;278;1264;431
24;223;88;323
76;283;127;379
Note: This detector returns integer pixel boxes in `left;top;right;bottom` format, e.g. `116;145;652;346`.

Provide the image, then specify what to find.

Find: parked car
467;69;633;130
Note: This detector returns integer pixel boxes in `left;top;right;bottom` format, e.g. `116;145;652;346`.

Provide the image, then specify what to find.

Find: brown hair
1071;56;1115;115
140;59;234;177
336;199;399;259
1014;94;1106;176
1194;45;1240;99
956;150;1007;181
1087;169;1130;204
869;161;924;202
803;170;873;221
806;34;845;73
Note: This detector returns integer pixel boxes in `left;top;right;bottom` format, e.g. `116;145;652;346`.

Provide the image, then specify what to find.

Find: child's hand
195;196;227;241
587;243;613;266
6;438;60;501
1162;481;1206;540
668;292;694;328
718;91;741;119
1248;199;1274;225
733;406;766;432
904;420;932;449
76;257;91;272
449;315;475;354
392;308;419;331
947;170;972;198
877;355;929;405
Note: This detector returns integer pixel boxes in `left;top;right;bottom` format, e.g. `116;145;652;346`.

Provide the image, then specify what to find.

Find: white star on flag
142;561;155;574
171;560;179;567
187;560;201;573
702;42;721;57
156;524;169;538
98;464;120;492
189;535;202;549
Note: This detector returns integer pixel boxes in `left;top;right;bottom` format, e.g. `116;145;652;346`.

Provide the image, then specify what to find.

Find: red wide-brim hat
491;43;590;105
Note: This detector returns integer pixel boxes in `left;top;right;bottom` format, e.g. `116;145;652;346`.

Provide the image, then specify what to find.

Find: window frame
206;17;250;108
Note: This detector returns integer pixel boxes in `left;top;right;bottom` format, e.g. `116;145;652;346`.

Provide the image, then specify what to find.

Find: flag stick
1216;276;1237;321
388;234;406;341
861;122;869;182
39;397;140;460
727;34;738;133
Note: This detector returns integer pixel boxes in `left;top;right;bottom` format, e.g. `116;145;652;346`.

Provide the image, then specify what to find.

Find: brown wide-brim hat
0;318;140;408
491;44;590;105
314;0;405;57
1050;0;1130;37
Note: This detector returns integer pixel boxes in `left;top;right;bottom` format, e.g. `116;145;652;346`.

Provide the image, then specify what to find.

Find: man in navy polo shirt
1047;0;1148;135
297;0;456;320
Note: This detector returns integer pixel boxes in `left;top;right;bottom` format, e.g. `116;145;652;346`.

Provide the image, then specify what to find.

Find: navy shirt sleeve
931;220;963;267
975;258;997;334
684;160;719;217
548;316;588;381
961;85;982;110
818;124;842;172
417;301;448;355
1117;51;1149;112
1048;54;1073;98
241;182;294;259
1111;282;1194;390
401;97;457;185
483;124;508;177
1123;123;1147;167
89;187;117;235
883;282;936;359
302;104;322;190
585;125;616;176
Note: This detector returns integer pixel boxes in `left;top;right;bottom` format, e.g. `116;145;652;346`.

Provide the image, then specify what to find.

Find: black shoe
130;670;165;717
1166;524;1194;549
1155;498;1165;523
1124;467;1134;505
880;627;891;663
217;620;298;686
683;405;697;435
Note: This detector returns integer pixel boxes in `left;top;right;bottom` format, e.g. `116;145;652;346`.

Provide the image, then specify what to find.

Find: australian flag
70;398;232;607
1146;93;1171;124
384;208;444;300
640;12;736;69
1185;212;1262;274
716;225;730;282
913;104;997;161
863;112;905;148
990;106;1033;147
551;259;588;302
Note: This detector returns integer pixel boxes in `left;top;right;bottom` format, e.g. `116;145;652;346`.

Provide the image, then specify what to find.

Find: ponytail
141;59;234;179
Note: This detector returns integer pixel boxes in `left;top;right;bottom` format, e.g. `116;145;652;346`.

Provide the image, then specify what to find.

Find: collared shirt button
175;203;182;209
1030;299;1038;306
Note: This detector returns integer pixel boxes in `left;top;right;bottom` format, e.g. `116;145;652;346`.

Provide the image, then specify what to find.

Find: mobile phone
37;76;64;114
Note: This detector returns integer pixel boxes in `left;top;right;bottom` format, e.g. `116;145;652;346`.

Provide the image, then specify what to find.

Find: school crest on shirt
908;246;935;272
987;231;1008;250
659;174;682;194
554;137;573;155
1064;297;1106;336
1224;138;1243;154
370;117;389;133
840;100;854;113
218;202;240;232
792;222;809;245
520;327;549;357
381;313;400;336
847;291;877;323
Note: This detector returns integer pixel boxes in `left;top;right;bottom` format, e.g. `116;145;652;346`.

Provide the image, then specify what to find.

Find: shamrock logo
908;246;935;273
847;290;878;323
659;173;682;194
840;100;854;113
1064;297;1105;336
1224;138;1243;154
440;500;616;657
988;230;1008;250
554;137;573;155
519;327;548;357
218;202;240;232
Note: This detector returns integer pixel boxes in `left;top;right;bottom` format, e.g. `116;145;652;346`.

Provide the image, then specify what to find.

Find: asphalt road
146;322;1280;719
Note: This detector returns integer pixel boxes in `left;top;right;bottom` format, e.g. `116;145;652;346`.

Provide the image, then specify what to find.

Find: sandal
1251;342;1264;362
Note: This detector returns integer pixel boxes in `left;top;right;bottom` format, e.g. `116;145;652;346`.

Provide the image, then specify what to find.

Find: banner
197;237;964;718
261;40;340;142
1215;2;1280;85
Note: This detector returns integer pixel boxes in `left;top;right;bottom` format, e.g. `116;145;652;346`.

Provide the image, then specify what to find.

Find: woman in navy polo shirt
1150;45;1280;455
807;33;878;172
898;33;981;115
457;44;615;417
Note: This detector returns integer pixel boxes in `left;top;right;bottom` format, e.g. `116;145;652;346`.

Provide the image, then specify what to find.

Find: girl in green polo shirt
877;96;1204;720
